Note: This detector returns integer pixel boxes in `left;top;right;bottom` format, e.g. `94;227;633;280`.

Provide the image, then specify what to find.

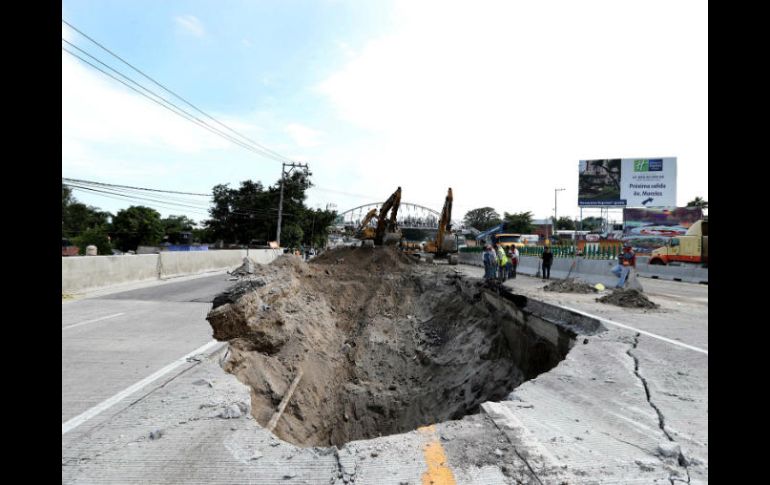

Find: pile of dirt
207;246;571;447
543;278;598;294
596;289;659;309
228;257;255;277
311;245;416;269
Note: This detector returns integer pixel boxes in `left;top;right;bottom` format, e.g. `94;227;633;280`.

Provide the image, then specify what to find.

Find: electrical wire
63;19;295;164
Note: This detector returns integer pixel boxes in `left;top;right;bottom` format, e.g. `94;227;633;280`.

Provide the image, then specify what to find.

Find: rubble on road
229;257;255;277
543;278;598;294
596;288;659;309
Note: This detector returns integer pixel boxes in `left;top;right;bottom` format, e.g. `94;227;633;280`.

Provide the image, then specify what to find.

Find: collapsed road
62;246;708;484
207;247;600;447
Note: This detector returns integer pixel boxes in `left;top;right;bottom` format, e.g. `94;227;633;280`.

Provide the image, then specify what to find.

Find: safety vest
497;247;508;266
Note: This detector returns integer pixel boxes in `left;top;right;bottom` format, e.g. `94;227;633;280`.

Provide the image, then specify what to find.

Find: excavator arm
435;188;453;252
374;187;401;245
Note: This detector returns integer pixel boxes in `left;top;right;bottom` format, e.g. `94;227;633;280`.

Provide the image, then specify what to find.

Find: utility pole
276;162;309;246
554;188;565;241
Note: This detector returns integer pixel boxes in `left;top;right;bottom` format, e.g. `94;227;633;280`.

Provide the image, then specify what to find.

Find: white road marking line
62;312;125;330
558;304;708;355
647;291;708;302
62;339;223;435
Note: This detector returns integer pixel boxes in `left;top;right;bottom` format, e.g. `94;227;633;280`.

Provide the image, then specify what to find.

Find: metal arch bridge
336;202;444;230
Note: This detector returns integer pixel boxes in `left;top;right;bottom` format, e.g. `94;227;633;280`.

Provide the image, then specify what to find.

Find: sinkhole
207;248;598;447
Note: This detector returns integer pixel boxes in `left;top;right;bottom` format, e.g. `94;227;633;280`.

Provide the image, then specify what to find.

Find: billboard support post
554;188;565;240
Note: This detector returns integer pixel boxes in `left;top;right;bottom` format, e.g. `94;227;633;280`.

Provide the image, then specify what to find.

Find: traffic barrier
62;249;283;294
458;252;707;285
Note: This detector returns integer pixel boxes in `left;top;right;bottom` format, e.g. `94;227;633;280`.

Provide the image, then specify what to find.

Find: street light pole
276;162;309;247
554;188;565;240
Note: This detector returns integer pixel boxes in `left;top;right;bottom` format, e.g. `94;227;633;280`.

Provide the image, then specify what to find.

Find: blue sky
62;0;708;226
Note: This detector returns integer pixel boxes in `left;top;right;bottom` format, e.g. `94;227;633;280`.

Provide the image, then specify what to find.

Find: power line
67;186;212;215
65;182;306;219
67;183;276;216
62;22;372;208
63;177;211;197
66;184;211;210
62;19;295;165
61;39;274;161
62;46;291;162
63;177;322;216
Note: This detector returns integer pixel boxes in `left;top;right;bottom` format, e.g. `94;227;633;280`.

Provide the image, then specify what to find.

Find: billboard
622;206;702;253
621;158;677;207
578;159;623;206
579;157;677;207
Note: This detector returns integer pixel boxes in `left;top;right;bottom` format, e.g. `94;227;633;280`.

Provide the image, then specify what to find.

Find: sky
62;0;708;227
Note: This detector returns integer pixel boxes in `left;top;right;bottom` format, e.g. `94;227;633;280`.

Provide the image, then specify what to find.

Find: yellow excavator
355;187;402;246
354;208;379;241
374;186;402;245
422;188;458;262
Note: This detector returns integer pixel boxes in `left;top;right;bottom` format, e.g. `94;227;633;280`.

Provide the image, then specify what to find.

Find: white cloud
62;51;231;155
242;38;253;48
175;15;205;37
317;0;708;220
335;40;356;59
285;123;323;148
61;51;281;213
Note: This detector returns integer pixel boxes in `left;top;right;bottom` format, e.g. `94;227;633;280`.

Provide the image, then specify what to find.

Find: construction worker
495;243;508;282
612;245;636;288
483;244;497;279
509;246;519;279
541;246;553;280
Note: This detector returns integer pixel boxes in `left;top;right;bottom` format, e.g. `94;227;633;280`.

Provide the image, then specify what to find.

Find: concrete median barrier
458;252;708;285
62;249;283;294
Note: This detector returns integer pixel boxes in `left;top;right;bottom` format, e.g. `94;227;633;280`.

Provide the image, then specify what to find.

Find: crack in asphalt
484;414;544;485
330;448;344;484
627;333;691;484
329;447;357;484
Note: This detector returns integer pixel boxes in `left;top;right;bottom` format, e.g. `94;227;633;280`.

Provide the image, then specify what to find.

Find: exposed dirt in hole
543;278;598;294
207;247;572;447
596;288;660;309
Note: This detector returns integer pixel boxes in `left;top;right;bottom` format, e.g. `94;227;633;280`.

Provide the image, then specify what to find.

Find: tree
502;211;534;233
580;217;604;231
280;224;304;249
62;184;73;223
73;226;112;255
111;206;164;251
62;184;112;241
686;197;708;209
304;208;339;248
204;172;336;248
463;207;502;231
555;217;576;230
191;227;212;244
161;215;196;244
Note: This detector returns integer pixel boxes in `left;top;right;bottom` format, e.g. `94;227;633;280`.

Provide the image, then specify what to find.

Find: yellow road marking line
418;425;456;485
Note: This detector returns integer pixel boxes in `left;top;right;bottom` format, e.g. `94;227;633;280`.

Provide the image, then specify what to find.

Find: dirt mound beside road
596;288;659;309
543;278;598;294
312;245;416;269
